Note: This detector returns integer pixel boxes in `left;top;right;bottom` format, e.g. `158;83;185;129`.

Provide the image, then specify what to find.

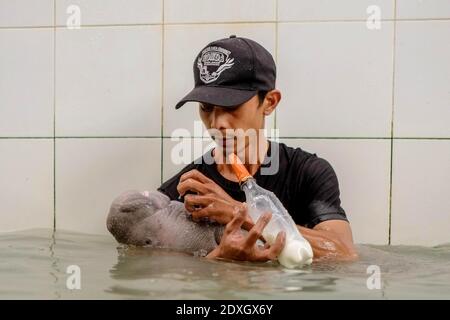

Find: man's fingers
183;194;211;212
224;206;246;235
190;207;212;222
179;169;212;184
266;231;286;260
245;212;272;247
177;178;208;196
186;197;234;225
242;218;255;232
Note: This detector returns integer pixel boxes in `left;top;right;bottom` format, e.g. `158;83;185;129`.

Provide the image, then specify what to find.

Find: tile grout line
1;136;449;140
274;0;278;131
1;17;450;30
160;0;165;185
388;0;398;246
53;0;57;232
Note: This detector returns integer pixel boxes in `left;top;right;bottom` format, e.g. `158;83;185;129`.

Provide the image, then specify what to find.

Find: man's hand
177;169;254;230
206;205;286;262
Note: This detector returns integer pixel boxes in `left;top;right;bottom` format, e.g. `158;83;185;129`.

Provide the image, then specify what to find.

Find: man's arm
298;220;358;261
177;169;358;263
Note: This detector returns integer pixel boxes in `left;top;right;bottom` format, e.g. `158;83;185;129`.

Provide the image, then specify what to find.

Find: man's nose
210;106;230;130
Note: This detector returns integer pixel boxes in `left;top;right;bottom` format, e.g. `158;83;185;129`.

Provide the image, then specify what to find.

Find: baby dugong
107;190;224;255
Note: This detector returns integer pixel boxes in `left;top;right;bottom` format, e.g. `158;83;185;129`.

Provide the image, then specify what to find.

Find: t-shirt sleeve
302;156;348;228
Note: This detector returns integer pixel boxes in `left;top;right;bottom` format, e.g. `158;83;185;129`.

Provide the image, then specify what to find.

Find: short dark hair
257;91;268;106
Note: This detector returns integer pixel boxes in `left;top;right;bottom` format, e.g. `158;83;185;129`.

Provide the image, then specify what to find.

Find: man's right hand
177;169;254;230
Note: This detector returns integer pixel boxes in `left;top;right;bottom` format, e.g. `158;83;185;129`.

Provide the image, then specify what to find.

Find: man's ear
263;89;281;115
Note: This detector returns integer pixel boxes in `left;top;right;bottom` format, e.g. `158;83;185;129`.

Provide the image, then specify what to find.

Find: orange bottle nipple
228;153;252;183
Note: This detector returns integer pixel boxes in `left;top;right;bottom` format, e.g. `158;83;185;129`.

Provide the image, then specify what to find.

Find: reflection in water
48;231;62;299
0;229;449;299
108;246;298;298
107;245;341;298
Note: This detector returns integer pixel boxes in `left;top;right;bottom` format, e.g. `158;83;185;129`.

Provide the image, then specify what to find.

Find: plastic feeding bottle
228;153;313;268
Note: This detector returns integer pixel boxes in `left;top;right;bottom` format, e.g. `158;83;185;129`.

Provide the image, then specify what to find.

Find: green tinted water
0;229;449;299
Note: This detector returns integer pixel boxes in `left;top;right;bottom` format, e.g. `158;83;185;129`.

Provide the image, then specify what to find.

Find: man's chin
215;144;236;155
213;144;246;163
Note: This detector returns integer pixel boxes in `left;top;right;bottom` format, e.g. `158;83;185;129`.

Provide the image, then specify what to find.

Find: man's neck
214;139;269;182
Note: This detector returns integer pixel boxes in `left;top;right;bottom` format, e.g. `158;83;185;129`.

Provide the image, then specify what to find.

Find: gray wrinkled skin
107;190;224;255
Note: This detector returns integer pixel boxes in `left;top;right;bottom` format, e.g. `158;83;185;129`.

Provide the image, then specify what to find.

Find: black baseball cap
175;35;276;109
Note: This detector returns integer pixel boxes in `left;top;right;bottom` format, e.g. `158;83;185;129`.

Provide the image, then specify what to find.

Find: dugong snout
107;190;170;244
107;190;224;255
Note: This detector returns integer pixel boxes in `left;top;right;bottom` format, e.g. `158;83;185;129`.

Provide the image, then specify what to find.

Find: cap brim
175;86;257;109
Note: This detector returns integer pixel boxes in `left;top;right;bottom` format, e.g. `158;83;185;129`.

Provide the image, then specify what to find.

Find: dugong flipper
107;190;224;255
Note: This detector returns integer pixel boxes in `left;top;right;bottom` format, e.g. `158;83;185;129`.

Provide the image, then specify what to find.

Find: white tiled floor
0;29;54;137
55;138;161;235
394;21;450;138
0;139;54;231
0;0;54;27
397;0;450;19
280;139;391;244
278;0;394;21
56;0;162;26
163;23;276;138
391;139;450;246
277;22;394;138
55;26;162;137
164;0;276;23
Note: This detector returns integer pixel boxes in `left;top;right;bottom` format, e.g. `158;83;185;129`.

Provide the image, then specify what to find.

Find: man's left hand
206;206;286;262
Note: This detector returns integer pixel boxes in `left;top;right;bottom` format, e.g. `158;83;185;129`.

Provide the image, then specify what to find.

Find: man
158;35;358;262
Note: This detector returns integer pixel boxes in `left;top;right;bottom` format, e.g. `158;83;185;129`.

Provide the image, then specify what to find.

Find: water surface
0;229;449;299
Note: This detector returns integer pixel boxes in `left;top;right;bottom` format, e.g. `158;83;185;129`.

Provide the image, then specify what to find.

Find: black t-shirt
157;140;348;228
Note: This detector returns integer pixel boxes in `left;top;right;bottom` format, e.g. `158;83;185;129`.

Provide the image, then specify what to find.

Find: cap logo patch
197;46;234;84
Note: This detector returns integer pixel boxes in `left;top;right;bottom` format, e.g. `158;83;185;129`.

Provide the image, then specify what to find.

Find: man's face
198;94;266;156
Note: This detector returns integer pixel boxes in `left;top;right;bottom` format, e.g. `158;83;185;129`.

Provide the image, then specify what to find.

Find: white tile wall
55;138;161;235
164;0;276;23
0;29;53;137
55;26;162;137
0;0;54;27
394;21;450;138
278;0;394;21
162;137;215;181
277;21;394;137
163;23;276;138
0;139;53;231
0;0;448;246
56;0;162;26
281;139;391;244
391;140;450;246
397;0;450;19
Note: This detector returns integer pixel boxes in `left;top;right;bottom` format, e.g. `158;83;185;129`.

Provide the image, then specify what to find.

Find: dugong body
107;190;224;255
